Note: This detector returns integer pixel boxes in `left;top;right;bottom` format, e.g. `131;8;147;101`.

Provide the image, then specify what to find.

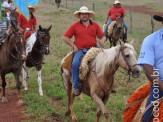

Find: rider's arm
62;36;78;52
143;64;163;91
99;36;106;47
33;25;36;31
17;22;24;32
105;15;109;24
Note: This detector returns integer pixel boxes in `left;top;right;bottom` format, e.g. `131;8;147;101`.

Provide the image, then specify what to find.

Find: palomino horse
108;16;125;47
22;25;52;96
0;26;25;103
61;42;141;121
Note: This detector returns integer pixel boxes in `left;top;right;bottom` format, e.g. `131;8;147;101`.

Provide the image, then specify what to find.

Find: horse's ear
47;25;52;31
129;40;134;45
39;25;42;31
119;40;124;45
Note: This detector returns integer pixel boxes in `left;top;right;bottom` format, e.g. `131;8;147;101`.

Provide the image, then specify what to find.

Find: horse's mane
92;46;119;76
93;43;136;76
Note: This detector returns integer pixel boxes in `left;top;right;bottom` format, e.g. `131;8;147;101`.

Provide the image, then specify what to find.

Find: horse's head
116;16;123;30
117;42;141;78
37;25;52;55
7;27;26;60
112;16;124;40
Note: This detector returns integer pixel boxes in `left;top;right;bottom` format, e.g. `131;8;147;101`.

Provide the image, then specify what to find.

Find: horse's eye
125;55;130;58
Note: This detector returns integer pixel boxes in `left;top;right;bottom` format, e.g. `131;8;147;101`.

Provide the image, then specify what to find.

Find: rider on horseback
104;0;127;42
138;15;163;122
63;6;106;96
17;5;37;60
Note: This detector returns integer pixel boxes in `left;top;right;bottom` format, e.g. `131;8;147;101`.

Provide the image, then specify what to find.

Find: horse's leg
0;77;2;100
22;62;29;91
62;70;72;116
37;70;43;96
70;94;78;121
1;73;8;103
65;78;72;116
109;38;112;48
92;94;109;122
14;71;24;106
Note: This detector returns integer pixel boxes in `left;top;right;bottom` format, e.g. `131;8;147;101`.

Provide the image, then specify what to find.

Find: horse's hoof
24;88;28;91
72;116;77;121
40;93;43;96
2;97;8;103
18;99;25;106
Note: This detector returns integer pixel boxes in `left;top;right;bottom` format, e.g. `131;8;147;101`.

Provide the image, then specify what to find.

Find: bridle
119;46;138;75
28;30;50;68
37;31;50;52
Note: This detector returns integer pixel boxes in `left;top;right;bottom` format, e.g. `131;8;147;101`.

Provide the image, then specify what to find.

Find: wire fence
42;0;158;34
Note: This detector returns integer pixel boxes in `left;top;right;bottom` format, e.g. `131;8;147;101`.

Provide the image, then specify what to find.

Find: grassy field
6;0;163;122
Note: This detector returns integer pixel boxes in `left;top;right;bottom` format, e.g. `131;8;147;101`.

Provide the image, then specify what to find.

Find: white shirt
1;1;10;10
9;3;16;11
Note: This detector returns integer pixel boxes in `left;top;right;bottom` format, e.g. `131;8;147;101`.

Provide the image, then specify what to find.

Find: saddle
61;52;74;72
61;48;102;80
123;82;163;122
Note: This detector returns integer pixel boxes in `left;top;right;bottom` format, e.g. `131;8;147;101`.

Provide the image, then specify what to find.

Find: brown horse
108;16;125;47
61;42;141;121
22;25;52;96
55;0;61;8
0;26;25;103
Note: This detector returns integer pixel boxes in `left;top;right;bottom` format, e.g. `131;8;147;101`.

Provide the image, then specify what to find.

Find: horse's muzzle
131;65;141;78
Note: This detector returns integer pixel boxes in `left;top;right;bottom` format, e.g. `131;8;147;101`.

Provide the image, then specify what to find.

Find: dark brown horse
22;25;52;96
0;26;25;104
108;16;125;47
55;0;61;8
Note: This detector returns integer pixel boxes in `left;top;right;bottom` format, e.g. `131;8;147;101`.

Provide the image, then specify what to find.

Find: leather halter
37;31;50;49
120;46;138;75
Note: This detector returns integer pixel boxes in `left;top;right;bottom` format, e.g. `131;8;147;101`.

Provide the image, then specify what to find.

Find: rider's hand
73;44;78;52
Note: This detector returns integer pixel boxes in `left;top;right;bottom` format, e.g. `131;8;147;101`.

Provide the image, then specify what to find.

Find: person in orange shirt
17;5;37;60
63;6;106;96
104;0;127;42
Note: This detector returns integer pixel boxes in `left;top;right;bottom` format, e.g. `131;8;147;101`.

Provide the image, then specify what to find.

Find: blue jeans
142;85;163;122
71;48;89;90
104;19;128;39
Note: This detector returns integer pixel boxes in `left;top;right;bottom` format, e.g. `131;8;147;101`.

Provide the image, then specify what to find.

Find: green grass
2;0;163;122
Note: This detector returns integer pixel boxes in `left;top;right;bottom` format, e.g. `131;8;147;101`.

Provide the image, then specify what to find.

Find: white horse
61;42;141;121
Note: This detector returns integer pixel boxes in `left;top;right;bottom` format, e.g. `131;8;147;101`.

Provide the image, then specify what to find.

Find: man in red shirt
104;0;127;42
17;5;37;60
63;6;106;96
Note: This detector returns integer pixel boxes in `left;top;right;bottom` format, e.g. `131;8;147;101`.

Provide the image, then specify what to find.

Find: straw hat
153;15;163;22
28;5;36;12
74;6;95;19
113;0;121;5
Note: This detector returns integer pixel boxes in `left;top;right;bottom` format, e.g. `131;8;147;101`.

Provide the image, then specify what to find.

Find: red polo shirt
64;21;104;50
17;14;37;30
107;7;125;20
